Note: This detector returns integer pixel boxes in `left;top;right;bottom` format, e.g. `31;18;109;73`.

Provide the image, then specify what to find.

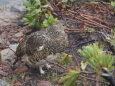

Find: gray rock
14;31;23;37
0;79;12;86
69;0;96;2
0;44;18;63
0;36;9;48
0;0;25;26
10;38;19;43
18;20;26;27
9;44;19;51
37;81;53;86
10;3;26;13
10;6;23;13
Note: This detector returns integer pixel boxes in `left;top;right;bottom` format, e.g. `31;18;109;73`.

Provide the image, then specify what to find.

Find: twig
80;14;110;29
81;71;96;74
96;74;100;86
80;75;105;83
67;10;110;29
64;29;87;33
45;59;67;70
81;14;107;25
6;46;16;54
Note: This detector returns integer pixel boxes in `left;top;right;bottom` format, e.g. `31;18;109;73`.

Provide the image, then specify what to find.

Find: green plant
58;53;73;66
59;68;80;86
78;43;114;73
111;1;115;7
42;14;58;28
23;0;57;29
59;43;114;86
84;27;95;32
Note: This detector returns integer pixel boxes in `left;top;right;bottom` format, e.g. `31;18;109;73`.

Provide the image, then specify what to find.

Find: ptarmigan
15;21;69;74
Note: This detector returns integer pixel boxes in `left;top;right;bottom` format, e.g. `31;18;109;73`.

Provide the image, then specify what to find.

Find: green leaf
35;9;42;14
35;0;41;6
41;4;50;8
78;43;114;73
42;19;50;28
23;0;31;7
59;68;80;86
84;27;95;32
111;1;115;7
23;0;57;29
58;53;72;66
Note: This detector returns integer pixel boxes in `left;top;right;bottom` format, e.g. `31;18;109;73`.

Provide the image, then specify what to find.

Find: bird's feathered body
16;21;69;74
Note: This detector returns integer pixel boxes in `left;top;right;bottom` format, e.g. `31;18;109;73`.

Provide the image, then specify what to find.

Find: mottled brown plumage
16;21;69;74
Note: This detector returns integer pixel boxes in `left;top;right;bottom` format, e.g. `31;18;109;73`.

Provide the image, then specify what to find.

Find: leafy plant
59;68;80;86
59;43;114;86
42;14;58;28
78;43;114;73
84;27;95;32
23;0;57;29
58;53;73;66
111;1;115;7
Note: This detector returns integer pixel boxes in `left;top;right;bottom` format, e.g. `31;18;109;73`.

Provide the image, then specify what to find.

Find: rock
37;81;53;86
72;0;96;1
0;44;18;64
18;20;26;27
14;31;23;37
0;36;5;45
0;79;12;86
0;48;15;63
9;38;19;43
0;0;25;26
10;6;22;13
0;11;22;26
9;44;19;51
10;5;25;13
0;36;9;48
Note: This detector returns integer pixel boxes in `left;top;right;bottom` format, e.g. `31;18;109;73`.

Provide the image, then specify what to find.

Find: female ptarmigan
15;21;69;74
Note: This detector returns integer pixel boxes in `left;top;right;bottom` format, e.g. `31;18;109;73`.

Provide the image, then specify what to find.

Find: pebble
0;36;7;48
14;31;23;37
0;0;25;26
37;81;53;86
9;38;19;43
0;79;12;86
0;44;18;64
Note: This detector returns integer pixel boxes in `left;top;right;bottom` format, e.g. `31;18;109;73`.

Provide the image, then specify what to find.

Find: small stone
37;81;53;86
18;20;26;27
9;44;18;51
10;38;19;43
14;32;23;37
0;79;12;86
0;44;18;63
0;0;25;26
0;36;9;48
10;6;22;13
0;48;15;64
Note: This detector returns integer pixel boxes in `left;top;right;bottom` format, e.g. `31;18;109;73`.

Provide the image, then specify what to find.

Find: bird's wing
16;38;27;57
24;32;49;65
25;32;48;56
